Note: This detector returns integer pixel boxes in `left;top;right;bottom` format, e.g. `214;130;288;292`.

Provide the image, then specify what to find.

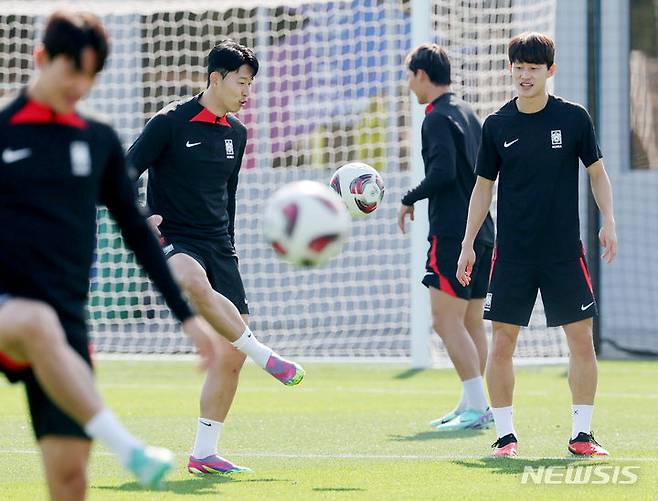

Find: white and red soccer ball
329;162;384;218
262;180;351;267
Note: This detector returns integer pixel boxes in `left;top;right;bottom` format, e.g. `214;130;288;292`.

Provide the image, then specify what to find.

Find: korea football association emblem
225;139;234;159
551;130;563;149
70;141;91;176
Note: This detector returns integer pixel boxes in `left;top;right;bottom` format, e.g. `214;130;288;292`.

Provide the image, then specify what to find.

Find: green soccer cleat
128;446;175;489
430;408;463;428
433;408;493;431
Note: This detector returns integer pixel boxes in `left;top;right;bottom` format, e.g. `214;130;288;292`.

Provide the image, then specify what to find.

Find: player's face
510;61;556;99
407;69;428;104
38;47;98;114
214;64;254;113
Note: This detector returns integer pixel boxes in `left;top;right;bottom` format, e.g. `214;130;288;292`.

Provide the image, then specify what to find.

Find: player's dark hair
207;40;259;87
508;32;555;68
42;10;109;73
406;43;451;86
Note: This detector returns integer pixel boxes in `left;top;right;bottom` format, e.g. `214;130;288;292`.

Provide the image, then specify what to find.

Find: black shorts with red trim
0;294;92;440
422;236;493;300
161;234;249;315
483;249;597;327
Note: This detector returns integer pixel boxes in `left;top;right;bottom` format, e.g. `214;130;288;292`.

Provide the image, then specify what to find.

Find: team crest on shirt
551;130;563;149
70;141;91;176
225;139;234;159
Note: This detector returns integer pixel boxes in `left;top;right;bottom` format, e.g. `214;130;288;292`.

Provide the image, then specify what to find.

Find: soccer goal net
0;0;566;363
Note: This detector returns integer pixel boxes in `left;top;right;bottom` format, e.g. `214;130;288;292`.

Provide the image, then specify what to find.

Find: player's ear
208;71;220;87
547;63;557;78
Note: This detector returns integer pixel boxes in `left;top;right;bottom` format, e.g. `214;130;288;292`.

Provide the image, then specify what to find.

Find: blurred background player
0;10;221;499
457;32;617;458
127;40;304;475
398;44;495;430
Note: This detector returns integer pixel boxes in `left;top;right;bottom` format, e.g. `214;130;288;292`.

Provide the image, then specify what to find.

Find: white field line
2;380;655;399
70;383;658;399
0;448;656;462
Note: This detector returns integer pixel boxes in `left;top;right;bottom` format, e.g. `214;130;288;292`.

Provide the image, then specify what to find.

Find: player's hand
456;244;476;287
397;204;414;234
599;220;617;264
181;316;220;371
146;214;163;239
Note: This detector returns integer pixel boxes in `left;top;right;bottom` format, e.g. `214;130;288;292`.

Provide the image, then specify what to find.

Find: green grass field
0;360;656;500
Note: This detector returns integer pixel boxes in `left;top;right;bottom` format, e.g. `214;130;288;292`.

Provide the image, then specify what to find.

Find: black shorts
422;236;493;301
161;235;249;315
483;249;597;327
0;295;91;440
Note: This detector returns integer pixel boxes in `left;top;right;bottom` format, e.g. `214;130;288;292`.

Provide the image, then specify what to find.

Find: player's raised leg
0;298;174;493
168;253;304;387
487;321;520;457
563;318;609;457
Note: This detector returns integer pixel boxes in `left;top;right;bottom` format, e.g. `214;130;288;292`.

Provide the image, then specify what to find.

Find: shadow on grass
389;428;486;442
94;476;289;495
313;487;366;492
393;368;426;380
452;457;609;476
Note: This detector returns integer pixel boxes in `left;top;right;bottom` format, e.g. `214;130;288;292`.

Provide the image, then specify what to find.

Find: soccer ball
262;180;352;267
329;162;384;218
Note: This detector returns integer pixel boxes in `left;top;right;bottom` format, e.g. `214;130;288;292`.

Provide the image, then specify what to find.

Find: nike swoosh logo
503;139;519;148
581;302;594;311
200;421;212;427
2;147;31;163
186;141;201;148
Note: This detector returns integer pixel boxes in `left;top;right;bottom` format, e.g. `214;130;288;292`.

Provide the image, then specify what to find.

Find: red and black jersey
402;93;495;245
127;94;247;249
0;91;193;323
476;95;602;264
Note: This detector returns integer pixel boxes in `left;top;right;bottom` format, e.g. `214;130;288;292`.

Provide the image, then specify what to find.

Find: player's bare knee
490;332;516;359
53;467;87;501
8;301;63;347
216;341;247;372
432;314;464;340
180;273;213;307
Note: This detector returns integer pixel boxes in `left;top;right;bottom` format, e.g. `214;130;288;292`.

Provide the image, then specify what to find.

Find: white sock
232;328;272;368
84;408;142;467
463;376;489;412
191;418;223;459
491;406;516;439
571;404;594;439
456;388;468;413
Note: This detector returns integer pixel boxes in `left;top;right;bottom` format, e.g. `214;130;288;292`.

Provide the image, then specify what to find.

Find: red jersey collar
10;97;87;129
189;97;231;127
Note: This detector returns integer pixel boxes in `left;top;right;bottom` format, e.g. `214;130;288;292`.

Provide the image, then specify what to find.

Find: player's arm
101;130;218;368
457;117;499;286
586;160;617;263
126;113;172;237
456;176;495;286
398;114;457;233
578;106;617;263
226;137;246;247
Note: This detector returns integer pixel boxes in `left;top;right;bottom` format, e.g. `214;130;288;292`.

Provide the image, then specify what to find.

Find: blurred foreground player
0;11;220;499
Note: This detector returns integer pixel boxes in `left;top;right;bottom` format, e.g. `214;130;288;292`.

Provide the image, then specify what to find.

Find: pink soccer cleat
491;433;518;458
265;354;305;386
187;454;252;475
